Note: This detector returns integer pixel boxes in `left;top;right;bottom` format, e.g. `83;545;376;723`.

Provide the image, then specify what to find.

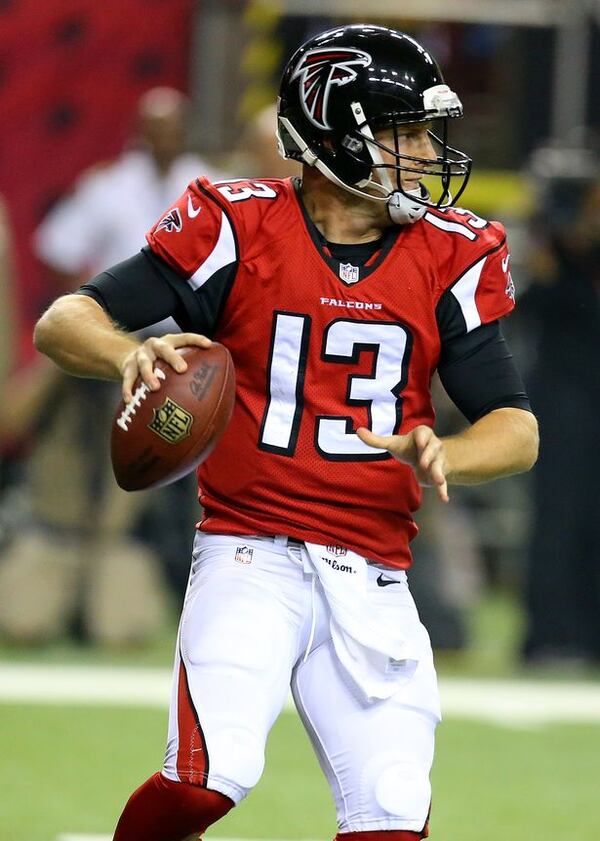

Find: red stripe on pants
176;657;209;785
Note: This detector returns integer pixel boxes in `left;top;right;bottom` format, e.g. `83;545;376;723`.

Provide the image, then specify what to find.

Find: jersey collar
292;177;401;287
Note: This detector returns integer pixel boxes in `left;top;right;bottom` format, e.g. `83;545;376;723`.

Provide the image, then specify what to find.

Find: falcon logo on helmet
291;47;372;131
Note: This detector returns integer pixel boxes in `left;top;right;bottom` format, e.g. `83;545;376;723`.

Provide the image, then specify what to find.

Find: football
111;343;235;491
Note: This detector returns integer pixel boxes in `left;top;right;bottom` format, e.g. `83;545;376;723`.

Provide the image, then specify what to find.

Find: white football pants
163;533;440;833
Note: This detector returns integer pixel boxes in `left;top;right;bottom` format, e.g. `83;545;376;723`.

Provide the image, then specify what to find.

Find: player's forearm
442;407;539;484
34;294;138;380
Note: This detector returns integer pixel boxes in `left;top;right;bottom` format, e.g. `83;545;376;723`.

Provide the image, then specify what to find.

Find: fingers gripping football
120;333;212;402
357;424;449;502
112;343;235;491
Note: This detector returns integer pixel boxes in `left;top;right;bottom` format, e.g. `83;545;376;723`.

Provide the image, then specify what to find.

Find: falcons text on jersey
146;177;514;567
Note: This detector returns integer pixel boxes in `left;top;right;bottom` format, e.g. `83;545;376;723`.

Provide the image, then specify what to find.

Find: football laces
117;368;166;431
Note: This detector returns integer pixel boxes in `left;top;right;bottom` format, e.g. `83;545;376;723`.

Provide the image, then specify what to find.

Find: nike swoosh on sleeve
187;196;202;218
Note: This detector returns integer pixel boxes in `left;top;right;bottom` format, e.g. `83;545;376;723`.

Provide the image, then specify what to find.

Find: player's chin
402;179;424;195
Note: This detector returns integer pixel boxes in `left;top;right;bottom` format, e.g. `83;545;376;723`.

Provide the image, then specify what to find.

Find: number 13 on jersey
258;312;413;461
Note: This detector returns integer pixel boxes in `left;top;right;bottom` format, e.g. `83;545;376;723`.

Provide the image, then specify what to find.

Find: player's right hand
119;332;212;403
357;424;450;502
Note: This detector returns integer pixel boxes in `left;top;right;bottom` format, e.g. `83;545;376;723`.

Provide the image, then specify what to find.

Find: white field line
59;836;110;841
2;661;600;727
59;837;111;841
59;837;296;841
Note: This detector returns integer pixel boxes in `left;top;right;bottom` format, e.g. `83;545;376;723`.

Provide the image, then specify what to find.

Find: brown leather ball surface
111;343;235;491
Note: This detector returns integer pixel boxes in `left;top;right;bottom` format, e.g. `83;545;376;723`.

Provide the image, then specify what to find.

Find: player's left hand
356;425;449;502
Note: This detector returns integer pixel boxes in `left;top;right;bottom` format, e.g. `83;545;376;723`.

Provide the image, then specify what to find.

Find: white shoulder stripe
188;211;236;291
450;255;486;332
424;212;477;240
211;177;251;184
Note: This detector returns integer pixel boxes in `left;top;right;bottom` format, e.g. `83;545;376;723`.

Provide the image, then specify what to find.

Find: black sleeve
77;246;236;335
437;321;532;423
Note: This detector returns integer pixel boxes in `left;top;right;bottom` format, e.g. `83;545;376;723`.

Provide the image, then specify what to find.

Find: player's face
373;123;437;193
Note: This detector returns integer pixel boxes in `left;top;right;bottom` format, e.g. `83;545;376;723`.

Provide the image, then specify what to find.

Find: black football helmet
277;24;472;224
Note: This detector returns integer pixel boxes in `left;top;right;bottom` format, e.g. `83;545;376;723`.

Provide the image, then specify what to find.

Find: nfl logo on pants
235;545;253;564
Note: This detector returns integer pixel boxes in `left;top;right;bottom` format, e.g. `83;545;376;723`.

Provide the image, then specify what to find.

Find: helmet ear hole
333;148;372;186
334;132;374;185
341;134;364;155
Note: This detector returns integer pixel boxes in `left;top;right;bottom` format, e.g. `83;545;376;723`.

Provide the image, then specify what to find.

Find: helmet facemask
342;102;472;223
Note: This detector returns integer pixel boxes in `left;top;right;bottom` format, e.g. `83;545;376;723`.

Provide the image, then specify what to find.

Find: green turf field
2;701;600;841
2;593;600;840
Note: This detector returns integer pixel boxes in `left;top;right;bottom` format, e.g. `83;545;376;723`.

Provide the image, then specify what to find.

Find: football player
35;24;538;841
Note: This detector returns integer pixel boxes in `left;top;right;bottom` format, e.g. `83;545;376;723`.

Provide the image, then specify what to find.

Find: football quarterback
35;23;538;841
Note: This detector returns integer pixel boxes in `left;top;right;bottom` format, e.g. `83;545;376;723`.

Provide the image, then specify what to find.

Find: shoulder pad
424;206;514;330
201;177;295;254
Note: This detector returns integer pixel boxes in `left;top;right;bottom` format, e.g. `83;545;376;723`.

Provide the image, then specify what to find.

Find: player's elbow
483;407;539;476
512;408;539;472
33;304;58;357
33;294;82;359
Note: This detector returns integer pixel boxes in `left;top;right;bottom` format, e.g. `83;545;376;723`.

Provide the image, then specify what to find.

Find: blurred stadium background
1;1;599;839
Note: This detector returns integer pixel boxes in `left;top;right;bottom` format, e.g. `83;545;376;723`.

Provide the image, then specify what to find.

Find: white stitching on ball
116;368;166;431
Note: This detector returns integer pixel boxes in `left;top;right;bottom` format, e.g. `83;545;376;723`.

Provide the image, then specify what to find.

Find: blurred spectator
408;485;473;652
0;196;15;395
0;194;22;500
35;86;220;295
519;169;600;668
0;88;222;647
1;195;63;463
226;103;299;178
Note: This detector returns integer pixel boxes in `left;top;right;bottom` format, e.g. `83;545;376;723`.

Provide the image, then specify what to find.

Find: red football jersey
146;177;515;568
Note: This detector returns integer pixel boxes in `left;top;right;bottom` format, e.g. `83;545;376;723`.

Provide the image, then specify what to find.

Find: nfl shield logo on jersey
339;262;360;284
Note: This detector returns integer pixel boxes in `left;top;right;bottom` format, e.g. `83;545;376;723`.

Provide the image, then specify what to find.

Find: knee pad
209;727;266;795
374;760;431;820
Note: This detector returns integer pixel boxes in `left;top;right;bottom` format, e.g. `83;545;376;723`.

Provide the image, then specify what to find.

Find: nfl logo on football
235;545;253;564
339;262;359;284
326;545;347;557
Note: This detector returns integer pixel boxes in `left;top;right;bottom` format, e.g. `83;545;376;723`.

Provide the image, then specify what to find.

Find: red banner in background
0;0;195;364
